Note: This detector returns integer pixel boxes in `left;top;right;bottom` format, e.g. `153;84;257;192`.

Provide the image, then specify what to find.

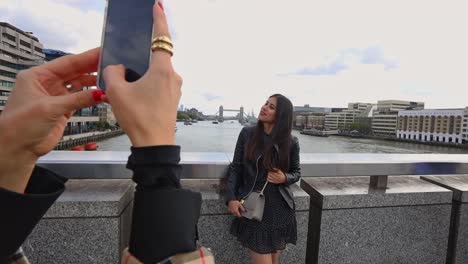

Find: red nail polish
157;1;164;11
92;90;104;102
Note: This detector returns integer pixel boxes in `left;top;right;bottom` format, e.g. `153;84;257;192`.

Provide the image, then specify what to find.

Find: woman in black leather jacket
226;94;301;264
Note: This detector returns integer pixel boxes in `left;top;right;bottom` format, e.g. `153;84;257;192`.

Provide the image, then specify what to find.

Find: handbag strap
242;155;262;199
259;144;279;195
242;143;280;199
258;144;278;195
259;180;268;195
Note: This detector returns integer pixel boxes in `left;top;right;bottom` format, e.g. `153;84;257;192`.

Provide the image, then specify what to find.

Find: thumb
53;89;103;115
239;204;245;212
103;64;126;89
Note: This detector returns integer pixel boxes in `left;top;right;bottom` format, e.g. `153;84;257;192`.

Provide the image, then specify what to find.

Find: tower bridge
218;105;245;123
209;105;257;124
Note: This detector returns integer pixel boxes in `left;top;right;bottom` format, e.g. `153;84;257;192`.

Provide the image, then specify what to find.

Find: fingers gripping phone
97;0;157;89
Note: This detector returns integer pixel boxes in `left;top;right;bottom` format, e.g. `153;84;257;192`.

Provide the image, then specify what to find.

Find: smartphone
97;0;156;89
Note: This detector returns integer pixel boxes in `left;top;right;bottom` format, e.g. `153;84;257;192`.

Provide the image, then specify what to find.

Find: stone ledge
44;179;134;218
181;179;310;214
421;175;468;202
301;176;452;209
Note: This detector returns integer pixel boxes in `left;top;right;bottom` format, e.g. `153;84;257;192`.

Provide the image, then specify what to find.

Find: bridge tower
239;107;245;123
219;105;224;121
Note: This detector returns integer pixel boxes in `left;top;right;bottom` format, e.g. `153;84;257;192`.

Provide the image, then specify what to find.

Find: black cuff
0;166;67;260
128;145;181;166
129;188;202;263
127;145;182;189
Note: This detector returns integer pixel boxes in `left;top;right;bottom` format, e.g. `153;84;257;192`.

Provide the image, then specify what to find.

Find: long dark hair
246;94;293;171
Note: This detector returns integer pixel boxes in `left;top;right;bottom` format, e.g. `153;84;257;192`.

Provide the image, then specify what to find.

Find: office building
0;22;45;114
294;105;335;129
397;108;465;144
44;48;70;61
463;107;468;144
324;112;341;130
295;113;326;129
293;105;333;114
324;102;373;130
372;100;424;137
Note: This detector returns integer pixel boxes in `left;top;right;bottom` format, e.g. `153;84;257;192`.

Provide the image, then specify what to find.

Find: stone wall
301;176;453;264
22;179;309;263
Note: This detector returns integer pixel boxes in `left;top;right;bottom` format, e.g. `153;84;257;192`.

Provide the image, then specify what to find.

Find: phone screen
97;0;155;89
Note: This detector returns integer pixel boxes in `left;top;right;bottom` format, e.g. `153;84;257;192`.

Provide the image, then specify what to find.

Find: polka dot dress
230;166;297;254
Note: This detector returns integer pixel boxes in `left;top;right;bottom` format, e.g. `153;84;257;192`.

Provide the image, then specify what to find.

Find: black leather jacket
225;126;301;209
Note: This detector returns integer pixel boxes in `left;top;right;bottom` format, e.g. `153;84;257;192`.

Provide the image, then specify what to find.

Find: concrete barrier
23;179;134;264
422;175;468;264
301;176;453;264
22;179;309;263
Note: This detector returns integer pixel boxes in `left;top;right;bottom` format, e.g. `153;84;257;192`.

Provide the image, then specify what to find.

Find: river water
98;121;468;154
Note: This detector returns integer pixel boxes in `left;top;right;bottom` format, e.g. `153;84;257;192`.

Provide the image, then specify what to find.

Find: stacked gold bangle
151;36;174;56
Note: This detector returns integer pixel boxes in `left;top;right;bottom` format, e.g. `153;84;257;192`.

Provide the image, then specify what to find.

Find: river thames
96;121;468;154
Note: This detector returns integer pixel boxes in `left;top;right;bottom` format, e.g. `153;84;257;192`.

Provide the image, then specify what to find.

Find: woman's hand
267;169;287;184
228;200;245;217
103;3;182;147
0;48;104;193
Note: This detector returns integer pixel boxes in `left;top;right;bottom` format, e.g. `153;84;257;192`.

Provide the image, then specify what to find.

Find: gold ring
152;36;173;47
151;42;174;56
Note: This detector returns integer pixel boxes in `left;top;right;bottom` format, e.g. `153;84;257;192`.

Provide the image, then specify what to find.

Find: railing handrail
38;151;468;180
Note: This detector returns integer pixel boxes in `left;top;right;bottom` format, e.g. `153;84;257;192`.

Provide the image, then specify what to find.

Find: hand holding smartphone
97;0;158;89
98;1;181;147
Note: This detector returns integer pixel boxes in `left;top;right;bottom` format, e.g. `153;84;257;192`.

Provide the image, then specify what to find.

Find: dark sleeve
225;127;247;204
0;166;67;263
127;145;202;264
285;137;301;186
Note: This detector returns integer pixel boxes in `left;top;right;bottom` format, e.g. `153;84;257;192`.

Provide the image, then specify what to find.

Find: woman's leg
250;250;272;264
271;250;281;264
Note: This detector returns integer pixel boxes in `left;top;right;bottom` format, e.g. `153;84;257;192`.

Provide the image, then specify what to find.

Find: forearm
127;145;182;189
0;166;67;261
225;162;241;203
127;145;201;263
225;128;246;203
285;138;301;185
0;160;35;194
285;171;301;185
0;135;37;193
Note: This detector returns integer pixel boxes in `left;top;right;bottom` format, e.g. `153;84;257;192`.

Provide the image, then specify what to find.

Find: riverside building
397;108;466;144
372;100;424;137
464;107;468;144
294;105;335;129
0;22;45;114
324;103;373;130
295;114;326;130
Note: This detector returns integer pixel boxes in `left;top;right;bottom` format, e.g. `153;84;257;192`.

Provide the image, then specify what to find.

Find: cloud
0;0;177;53
202;92;223;101
1;0;104;53
280;46;398;76
360;46;398;70
49;0;104;12
2;0;468;113
288;61;348;76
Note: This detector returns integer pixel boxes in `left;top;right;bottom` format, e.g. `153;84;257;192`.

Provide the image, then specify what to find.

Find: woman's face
258;97;277;123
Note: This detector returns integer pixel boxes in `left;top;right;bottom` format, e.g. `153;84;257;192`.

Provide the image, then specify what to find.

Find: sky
1;0;467;116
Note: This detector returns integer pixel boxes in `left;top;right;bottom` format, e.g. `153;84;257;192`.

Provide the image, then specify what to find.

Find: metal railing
38;152;468;189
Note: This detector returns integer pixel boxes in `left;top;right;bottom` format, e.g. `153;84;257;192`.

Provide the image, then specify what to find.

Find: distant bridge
208;106;245;123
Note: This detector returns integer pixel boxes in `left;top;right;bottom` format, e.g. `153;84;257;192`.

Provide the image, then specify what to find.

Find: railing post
369;175;388;190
